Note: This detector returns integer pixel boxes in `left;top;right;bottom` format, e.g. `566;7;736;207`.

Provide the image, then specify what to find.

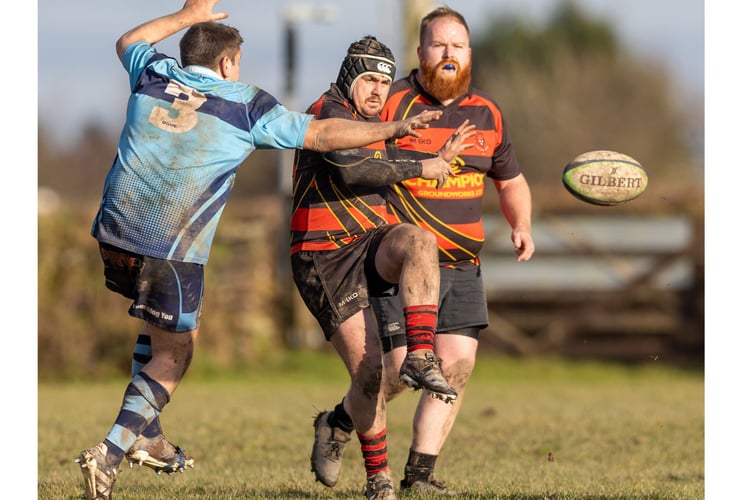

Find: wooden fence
38;194;703;376
478;212;704;362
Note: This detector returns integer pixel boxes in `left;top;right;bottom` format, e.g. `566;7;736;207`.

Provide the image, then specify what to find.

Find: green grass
39;352;704;499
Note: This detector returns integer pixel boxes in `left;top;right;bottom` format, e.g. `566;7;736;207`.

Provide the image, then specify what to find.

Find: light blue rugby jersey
91;41;313;264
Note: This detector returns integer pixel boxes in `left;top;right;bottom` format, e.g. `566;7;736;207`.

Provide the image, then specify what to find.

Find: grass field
38;352;704;499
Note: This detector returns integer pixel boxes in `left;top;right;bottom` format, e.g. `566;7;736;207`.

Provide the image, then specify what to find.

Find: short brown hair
419;6;470;45
179;22;244;68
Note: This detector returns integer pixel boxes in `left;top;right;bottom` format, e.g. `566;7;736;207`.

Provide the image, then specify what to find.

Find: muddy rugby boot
75;443;119;500
401;472;458;496
399;350;457;403
310;410;352;486
365;470;397;500
126;434;194;475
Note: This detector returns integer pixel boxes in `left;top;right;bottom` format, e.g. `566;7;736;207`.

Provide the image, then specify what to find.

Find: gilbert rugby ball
562;150;648;206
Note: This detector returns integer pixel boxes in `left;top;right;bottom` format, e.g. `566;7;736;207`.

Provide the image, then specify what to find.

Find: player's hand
420;157;456;188
511;230;535;262
394;110;443;138
438;119;476;163
181;0;229;22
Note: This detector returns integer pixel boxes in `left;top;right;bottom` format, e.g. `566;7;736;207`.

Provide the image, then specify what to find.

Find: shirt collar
184;65;221;79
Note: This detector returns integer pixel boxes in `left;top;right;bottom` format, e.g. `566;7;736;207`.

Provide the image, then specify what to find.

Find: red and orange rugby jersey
290;84;395;254
380;70;522;270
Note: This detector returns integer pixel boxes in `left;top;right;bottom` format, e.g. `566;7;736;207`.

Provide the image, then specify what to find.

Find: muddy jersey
290;84;422;254
91;41;312;265
380;70;521;270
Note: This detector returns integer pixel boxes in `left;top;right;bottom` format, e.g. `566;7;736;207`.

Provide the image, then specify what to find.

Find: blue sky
37;0;704;144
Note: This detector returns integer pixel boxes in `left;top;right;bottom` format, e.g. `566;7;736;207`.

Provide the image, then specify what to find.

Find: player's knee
443;357;475;389
411;226;437;250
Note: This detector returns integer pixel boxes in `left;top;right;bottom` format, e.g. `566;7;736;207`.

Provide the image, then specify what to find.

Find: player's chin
360;103;382;118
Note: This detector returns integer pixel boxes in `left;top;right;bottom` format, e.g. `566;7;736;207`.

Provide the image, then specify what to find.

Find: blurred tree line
470;2;702;214
38;3;703;379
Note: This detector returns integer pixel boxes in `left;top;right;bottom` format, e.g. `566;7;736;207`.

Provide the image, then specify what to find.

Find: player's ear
219;55;232;79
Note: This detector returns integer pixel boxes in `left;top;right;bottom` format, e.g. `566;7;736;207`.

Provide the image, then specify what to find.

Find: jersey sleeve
323;150;423;187
249;92;313;150
121;41;161;90
488;114;521;181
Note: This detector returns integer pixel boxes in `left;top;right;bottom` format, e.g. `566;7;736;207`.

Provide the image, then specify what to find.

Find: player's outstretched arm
116;0;228;60
327;153;424;188
303;110;443;152
326;119;472;188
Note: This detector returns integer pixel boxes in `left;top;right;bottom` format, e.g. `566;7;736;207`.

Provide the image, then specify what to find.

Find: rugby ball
562;150;648;206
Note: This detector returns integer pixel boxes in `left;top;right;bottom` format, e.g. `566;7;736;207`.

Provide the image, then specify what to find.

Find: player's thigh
370;224;412;284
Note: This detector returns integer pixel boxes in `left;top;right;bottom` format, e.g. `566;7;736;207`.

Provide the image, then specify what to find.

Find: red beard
419;57;472;102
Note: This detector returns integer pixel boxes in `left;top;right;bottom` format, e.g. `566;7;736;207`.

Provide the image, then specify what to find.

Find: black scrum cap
336;36;396;99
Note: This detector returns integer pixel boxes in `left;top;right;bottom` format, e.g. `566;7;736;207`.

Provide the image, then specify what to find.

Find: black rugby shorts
371;265;487;352
291;225;398;340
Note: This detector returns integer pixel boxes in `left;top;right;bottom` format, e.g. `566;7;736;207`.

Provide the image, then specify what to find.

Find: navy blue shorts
98;243;204;332
370;266;487;353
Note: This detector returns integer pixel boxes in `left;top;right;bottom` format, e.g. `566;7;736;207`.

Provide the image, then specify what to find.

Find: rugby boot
75;443;119;500
126;434;194;475
400;472;459;496
310;410;352;486
365;470;397;500
399;350;457;403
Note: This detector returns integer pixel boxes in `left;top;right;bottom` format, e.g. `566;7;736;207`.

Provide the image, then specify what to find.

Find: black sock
404;448;437;483
328;399;355;433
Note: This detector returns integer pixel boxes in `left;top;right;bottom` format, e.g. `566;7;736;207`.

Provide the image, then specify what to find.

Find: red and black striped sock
358;428;389;477
404;305;438;353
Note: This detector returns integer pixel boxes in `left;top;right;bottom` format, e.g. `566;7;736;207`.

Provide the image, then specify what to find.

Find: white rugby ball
562;150;648;206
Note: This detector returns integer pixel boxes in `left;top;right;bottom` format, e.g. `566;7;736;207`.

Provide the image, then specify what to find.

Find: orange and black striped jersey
290;84;424;255
380;70;521;270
